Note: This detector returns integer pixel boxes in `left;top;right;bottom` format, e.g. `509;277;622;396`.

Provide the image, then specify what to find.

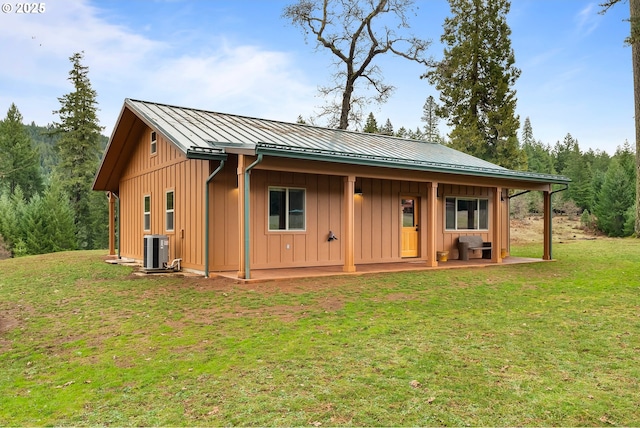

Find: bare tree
283;0;432;129
601;0;640;235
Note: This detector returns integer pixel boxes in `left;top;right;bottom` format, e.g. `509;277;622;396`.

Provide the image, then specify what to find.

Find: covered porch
216;255;551;284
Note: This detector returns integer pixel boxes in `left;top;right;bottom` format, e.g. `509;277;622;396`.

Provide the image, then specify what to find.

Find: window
143;195;151;231
150;131;157;155
166;190;174;232
446;197;488;230
269;187;305;231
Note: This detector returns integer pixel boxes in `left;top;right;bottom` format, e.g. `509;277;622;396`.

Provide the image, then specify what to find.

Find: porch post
492;187;503;263
426;182;438;267
237;155;246;278
343;175;356;272
108;191;115;256
543;190;551;260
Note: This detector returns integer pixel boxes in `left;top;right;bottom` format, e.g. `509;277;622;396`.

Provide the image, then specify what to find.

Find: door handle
415;224;419;231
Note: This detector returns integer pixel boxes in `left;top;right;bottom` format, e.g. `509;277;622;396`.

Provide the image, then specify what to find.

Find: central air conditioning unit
143;235;169;270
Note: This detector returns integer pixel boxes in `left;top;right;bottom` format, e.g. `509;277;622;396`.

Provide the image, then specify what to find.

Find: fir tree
363;112;379;134
0;103;44;200
380;118;394;136
595;157;635;236
426;0;525;169
52;52;105;249
421;95;440;142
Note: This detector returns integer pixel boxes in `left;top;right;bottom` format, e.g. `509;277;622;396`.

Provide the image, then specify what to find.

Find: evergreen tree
553;133;579;175
421;95;440;142
0;188;22;253
595;157;635;236
380;118;394;136
520;118;554;173
22;182;77;254
0;104;44;200
395;127;408;139
426;0;525;169
52;52;105;249
564;153;594;212
363;112;379;134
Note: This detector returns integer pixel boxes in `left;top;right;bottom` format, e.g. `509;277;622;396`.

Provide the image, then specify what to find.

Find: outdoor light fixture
355;186;363;195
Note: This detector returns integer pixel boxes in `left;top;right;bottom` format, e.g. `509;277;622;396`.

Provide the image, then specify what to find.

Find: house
93;99;570;279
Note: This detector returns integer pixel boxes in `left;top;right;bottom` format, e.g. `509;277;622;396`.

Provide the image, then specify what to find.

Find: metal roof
125;98;569;184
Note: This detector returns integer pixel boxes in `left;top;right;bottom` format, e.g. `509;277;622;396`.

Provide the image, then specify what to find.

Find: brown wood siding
119;127;208;271
250;170;344;269
437;184;502;259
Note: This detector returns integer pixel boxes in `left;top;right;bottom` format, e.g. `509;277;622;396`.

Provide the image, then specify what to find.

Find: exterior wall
119;127;209;271
437;184;509;259
252;170;344;269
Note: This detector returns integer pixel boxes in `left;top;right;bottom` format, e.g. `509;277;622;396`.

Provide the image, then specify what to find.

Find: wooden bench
457;236;492;260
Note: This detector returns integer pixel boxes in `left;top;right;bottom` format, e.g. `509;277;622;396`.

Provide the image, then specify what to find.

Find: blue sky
0;0;633;155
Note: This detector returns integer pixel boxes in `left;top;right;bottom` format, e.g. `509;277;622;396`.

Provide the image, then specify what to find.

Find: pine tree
421;95;440;142
0;103;44;200
52;52;105;249
426;0;525;169
363;112;379;134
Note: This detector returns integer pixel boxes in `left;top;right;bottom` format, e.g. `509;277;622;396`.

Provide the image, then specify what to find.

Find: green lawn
1;239;639;426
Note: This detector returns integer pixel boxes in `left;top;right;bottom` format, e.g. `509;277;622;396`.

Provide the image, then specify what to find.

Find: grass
1;239;639;426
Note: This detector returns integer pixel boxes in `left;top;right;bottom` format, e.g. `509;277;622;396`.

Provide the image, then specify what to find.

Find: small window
165;190;174;232
150;131;157;155
143;195;151;231
269;187;305;231
445;197;489;230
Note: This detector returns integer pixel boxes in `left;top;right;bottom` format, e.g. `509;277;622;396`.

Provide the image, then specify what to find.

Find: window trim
150;131;157;155
165;189;175;232
143;194;151;232
268;186;306;232
445;196;489;231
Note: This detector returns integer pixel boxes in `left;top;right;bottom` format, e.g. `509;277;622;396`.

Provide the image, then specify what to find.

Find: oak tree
284;0;432;129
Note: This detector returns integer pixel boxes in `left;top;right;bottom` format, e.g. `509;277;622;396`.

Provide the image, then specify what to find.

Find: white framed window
446;197;489;230
150;131;157;155
143;195;151;231
165;190;174;232
269;187;306;231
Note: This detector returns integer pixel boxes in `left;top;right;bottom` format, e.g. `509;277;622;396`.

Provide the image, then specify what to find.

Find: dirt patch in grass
510;215;600;243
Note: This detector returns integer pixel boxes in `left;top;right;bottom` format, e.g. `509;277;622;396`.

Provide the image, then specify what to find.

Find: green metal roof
125;98;570;184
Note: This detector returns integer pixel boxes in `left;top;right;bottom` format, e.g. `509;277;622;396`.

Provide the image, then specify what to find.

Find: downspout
243;154;263;280
548;184;569;260
204;160;226;278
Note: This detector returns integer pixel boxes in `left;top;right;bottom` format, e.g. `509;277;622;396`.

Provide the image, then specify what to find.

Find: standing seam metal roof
126;98;569;184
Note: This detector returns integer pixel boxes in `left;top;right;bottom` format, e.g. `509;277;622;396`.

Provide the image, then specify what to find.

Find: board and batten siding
437;183;509;259
119;128;209;271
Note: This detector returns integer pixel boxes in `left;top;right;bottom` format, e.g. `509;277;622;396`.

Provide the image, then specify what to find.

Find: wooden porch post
343;175;356;272
543;190;551;260
237;155;246;278
426;182;438;267
492;187;503;263
108;192;115;256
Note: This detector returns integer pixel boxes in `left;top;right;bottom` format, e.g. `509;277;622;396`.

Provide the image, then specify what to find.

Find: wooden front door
401;197;419;257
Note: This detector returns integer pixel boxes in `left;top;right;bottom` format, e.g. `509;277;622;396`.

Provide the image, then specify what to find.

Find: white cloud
0;0;316;134
575;3;600;38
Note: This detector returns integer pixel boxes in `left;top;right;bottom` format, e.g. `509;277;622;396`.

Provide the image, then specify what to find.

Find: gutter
243;154;263;280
